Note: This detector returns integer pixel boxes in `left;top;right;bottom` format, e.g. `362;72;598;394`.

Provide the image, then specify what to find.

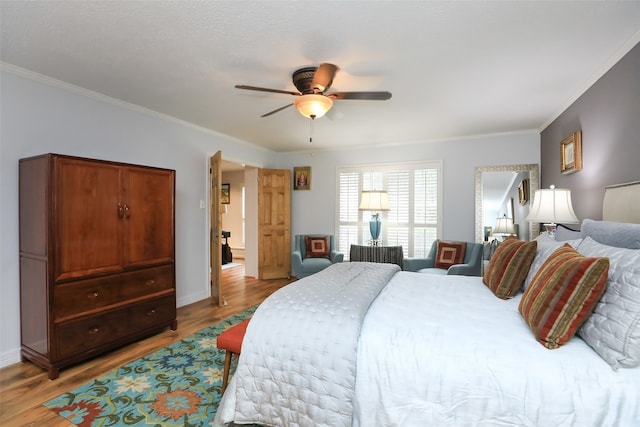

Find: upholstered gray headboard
603;181;640;223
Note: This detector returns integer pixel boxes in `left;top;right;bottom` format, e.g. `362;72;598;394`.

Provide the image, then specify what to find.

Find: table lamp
525;185;579;238
359;190;390;246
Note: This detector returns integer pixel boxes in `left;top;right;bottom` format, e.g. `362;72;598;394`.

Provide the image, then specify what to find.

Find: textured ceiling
2;1;640;152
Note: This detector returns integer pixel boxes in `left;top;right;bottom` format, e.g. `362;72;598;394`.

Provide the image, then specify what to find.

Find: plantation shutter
337;161;441;258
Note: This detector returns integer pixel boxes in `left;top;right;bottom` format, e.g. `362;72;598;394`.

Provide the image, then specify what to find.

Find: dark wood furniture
349;244;404;268
19;154;177;379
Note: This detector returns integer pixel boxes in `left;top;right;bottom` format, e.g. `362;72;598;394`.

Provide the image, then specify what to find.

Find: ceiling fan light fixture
294;94;333;119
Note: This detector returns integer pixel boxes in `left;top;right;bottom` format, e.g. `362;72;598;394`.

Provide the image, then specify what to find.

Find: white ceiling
2;1;640;153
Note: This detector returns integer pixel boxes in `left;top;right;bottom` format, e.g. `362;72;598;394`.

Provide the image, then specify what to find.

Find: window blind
336;161;442;259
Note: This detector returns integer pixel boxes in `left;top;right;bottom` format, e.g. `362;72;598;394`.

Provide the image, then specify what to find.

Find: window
336;161;442;259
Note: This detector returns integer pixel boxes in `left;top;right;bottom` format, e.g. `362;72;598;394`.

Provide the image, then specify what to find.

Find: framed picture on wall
293;166;311;190
221;183;230;204
561;130;582;175
518;178;530;205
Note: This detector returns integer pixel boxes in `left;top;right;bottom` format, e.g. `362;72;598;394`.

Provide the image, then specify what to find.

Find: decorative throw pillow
576;237;640;370
519;244;609;349
434;240;466;269
483;239;537;299
305;236;330;259
522;237;582;291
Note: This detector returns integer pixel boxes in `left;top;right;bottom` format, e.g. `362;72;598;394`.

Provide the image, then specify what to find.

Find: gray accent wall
541;43;640;222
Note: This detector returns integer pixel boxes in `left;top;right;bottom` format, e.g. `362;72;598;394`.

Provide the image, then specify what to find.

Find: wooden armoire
19;154;176;379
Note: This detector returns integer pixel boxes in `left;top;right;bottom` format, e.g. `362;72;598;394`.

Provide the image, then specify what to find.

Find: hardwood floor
0;264;293;427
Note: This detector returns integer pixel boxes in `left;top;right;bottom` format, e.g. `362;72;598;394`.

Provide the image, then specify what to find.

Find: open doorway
220;159;246;270
210;156;259;306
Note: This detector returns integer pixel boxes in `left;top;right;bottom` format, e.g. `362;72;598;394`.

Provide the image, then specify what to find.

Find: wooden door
124;166;175;268
258;168;291;279
210;152;222;305
55;157;122;281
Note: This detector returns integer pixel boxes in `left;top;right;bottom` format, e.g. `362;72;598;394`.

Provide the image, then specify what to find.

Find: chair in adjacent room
291;234;344;278
403;240;483;276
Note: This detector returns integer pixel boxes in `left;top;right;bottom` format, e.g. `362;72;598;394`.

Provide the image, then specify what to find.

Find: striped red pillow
483;239;537;299
518;244;609;349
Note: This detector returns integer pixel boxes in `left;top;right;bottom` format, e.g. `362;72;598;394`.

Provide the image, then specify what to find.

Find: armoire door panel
55;158;122;281
124;167;175;267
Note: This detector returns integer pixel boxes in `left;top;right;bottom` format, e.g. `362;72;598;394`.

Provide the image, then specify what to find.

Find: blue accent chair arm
447;243;483;276
403;257;435;272
330;250;344;263
291;250;304;278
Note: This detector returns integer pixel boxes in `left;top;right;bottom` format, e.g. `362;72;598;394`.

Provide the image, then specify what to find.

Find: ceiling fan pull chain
309;115;315;144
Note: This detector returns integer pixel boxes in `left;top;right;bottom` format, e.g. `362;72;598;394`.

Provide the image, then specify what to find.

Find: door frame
207;155;263;295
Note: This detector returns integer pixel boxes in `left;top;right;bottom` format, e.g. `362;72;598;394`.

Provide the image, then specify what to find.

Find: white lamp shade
494;216;515;234
526;186;579;224
359;190;390;211
294;94;333;118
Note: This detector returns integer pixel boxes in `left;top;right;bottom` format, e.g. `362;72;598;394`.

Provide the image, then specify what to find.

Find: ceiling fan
235;63;392;119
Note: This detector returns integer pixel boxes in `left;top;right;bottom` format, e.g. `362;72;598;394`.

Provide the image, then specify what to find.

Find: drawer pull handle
146;280;156;286
87;291;99;299
88;327;100;334
147;309;157;316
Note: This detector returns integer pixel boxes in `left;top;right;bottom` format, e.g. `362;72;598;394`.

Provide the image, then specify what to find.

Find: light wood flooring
0;264;293;427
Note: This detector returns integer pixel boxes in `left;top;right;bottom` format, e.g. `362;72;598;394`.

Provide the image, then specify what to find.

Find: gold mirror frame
475;164;539;243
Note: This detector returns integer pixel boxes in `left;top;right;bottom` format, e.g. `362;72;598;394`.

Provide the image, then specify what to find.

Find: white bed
354;272;640;426
214;185;640;427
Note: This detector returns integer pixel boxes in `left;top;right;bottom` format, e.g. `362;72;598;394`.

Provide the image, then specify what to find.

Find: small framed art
293;166;311;190
518;178;529;205
221;183;230;204
561;131;582;175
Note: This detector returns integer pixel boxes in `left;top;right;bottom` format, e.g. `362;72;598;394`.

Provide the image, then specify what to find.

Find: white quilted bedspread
214;262;400;427
215;266;640;426
354;272;640;427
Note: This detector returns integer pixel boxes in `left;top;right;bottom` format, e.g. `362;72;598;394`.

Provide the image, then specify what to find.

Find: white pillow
577;236;640;370
522;235;582;291
554;225;581;241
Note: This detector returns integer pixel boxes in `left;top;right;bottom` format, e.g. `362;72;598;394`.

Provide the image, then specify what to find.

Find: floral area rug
44;306;257;426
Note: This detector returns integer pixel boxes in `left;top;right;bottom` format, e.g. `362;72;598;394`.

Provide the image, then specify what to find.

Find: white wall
0;69;277;366
277;133;540;244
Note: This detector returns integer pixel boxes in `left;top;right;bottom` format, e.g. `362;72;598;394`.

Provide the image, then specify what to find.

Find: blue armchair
291;234;344;278
403;240;483;276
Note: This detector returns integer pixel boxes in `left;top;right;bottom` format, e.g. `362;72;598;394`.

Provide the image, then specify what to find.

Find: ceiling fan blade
311;63;338;92
261;103;294;117
235;85;300;96
327;91;392;100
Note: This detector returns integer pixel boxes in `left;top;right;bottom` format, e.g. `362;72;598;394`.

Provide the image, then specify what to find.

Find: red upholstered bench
216;317;251;393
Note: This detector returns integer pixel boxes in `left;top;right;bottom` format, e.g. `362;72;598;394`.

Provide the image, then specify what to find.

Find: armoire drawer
54;265;174;320
55;295;176;360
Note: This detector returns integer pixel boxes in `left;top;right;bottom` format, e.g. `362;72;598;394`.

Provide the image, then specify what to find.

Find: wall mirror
475;164;539;243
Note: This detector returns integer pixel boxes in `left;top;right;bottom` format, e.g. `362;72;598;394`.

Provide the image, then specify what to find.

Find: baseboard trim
0;348;21;369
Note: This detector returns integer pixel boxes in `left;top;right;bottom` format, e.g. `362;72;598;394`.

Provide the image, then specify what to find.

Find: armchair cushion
435;241;467;269
305;236;330;259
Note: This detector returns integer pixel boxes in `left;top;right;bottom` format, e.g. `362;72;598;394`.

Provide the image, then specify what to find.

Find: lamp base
368;238;382;246
543;223;558;239
369;213;382;244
